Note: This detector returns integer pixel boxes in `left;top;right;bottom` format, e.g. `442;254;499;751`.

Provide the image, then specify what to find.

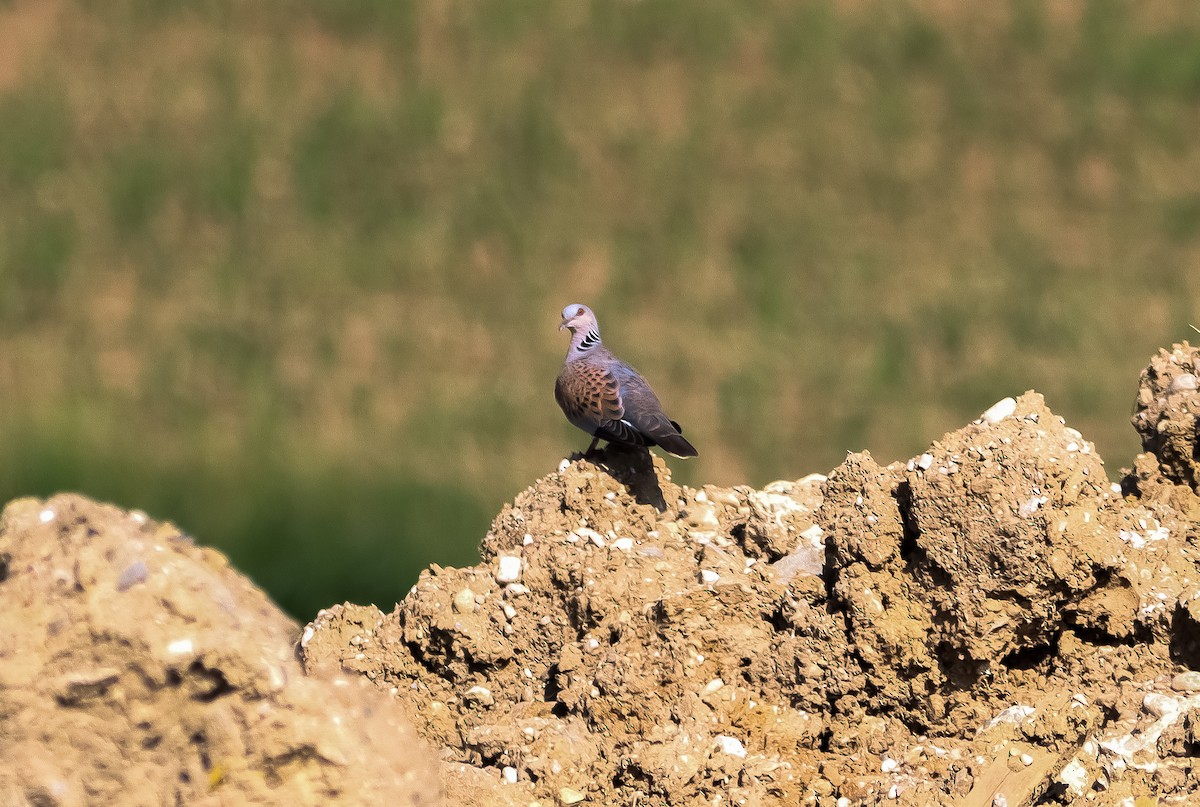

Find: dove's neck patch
566;328;601;362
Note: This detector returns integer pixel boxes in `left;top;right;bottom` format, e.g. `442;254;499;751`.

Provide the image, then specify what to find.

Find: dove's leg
583;436;600;458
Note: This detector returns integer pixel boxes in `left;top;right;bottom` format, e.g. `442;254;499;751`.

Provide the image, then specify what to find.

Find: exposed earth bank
7;344;1200;806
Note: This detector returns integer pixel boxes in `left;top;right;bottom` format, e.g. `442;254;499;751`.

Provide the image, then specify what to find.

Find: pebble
502;766;518;784
612;537;634;551
702;678;725;695
699;570;720;585
1057;759;1090;796
1020;753;1034;766
979;704;1036;732
453;588;477;613
1171;671;1200;692
685;505;719;530
463;685;494;706
496;555;523;584
559;787;586;804
917;453;934;470
1169;373;1198;393
116;561;149;591
714;735;746;758
1143;691;1180;718
981;396;1017;424
881;757;898;773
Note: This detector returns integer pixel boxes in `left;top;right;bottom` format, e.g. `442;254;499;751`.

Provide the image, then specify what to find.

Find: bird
555;303;698;459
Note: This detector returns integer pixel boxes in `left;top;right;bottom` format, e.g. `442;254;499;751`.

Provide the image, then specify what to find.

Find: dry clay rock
0;494;441;807
1133;340;1200;489
304;392;1200;805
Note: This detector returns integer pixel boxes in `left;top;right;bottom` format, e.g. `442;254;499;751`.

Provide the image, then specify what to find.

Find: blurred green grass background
1;0;1197;618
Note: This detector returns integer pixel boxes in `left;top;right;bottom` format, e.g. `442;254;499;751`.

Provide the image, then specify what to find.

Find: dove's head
559;304;599;335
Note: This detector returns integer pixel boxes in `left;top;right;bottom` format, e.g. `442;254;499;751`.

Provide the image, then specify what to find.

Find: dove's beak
559;321;568;331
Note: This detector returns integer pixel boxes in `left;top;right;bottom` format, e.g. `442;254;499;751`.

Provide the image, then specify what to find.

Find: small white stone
702;678;725;695
699;569;720;585
505;583;530;596
522;533;534;546
980;704;1036;733
167;638;194;656
496;555;523;584
713;735;746;758
39;508;55;523
1171;671;1200;692
981;397;1017;424
300;626;315;647
1018;497;1044;517
881;757;898;773
1169;373;1198;392
463;685;494;706
1143;691;1180;718
558;458;571;472
453;588;477;613
1058;759;1090;796
1020;753;1034;766
612;537;634;551
559;786;586;804
502;766;518;784
887;785;900;799
917;453;934;470
502;603;517;620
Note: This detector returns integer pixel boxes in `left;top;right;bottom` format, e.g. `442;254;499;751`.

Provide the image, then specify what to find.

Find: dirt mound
7;346;1200;806
304;374;1200;804
0;494;441;807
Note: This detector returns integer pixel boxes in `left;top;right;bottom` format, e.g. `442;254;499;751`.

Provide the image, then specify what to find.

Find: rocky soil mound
6;343;1200;806
302;344;1200;806
0;494;442;806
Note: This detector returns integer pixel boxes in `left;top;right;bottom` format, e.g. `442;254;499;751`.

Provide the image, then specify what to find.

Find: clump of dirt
305;372;1200;805
0;494;441;807
1132;340;1200;490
